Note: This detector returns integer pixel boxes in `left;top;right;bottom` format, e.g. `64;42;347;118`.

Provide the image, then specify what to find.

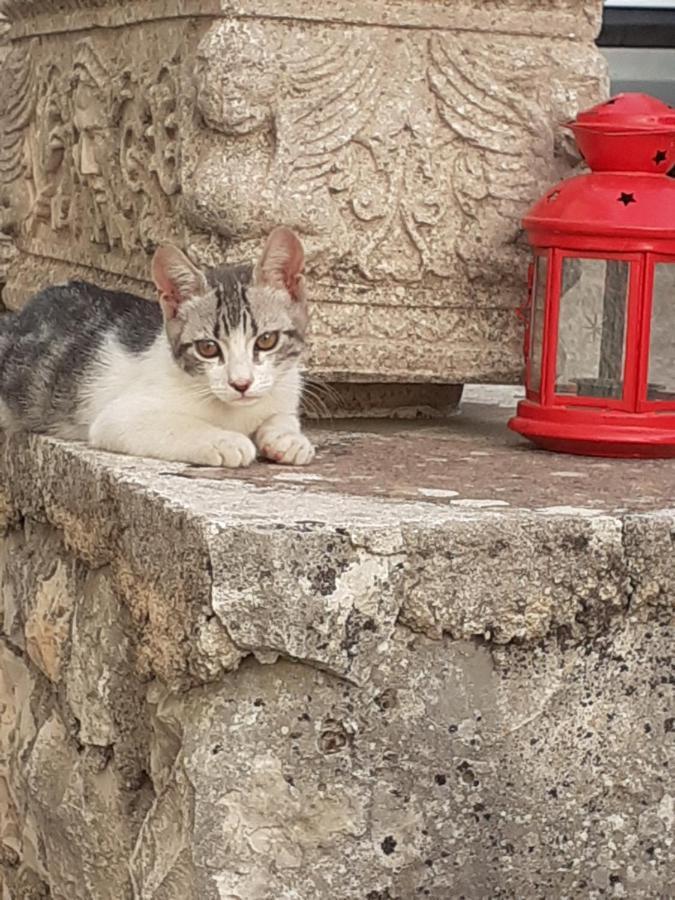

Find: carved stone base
0;0;607;395
303;382;464;419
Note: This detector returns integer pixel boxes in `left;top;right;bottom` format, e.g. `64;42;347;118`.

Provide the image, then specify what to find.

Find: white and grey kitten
0;227;315;467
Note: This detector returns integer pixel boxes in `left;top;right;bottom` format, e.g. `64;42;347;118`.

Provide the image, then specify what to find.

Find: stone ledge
1;400;673;688
1;399;673;899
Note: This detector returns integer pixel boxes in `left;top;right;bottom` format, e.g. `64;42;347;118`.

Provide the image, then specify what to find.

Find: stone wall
0;428;673;899
0;0;607;387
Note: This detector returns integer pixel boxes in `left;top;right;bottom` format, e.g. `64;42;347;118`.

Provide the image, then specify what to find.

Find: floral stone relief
0;0;607;385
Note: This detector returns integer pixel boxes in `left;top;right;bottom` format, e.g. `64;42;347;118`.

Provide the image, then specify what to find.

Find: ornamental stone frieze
0;0;607;391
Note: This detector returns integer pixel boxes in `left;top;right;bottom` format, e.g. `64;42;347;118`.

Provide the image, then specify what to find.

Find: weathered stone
0;645;36;866
66;568;150;792
128;758;197;900
0;643;51;900
189;615;244;683
66;571;125;746
142;622;673;899
622;512;675;620
399;512;629;643
209;522;406;682
0;0;607;390
0;524;82;680
0;399;672;898
24;712;136;900
303;382;465;420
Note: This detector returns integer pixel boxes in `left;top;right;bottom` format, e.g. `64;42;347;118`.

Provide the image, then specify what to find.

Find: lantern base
509;401;675;459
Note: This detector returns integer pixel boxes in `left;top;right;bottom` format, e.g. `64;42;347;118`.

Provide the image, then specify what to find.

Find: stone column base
302;382;464;419
0;0;607;390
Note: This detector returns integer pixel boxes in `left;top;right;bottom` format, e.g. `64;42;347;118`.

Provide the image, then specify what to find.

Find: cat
0;226;315;467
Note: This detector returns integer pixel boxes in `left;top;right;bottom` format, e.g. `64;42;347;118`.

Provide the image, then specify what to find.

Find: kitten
0;227;315;467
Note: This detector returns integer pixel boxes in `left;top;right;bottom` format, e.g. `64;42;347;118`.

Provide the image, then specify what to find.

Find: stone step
0;401;672;898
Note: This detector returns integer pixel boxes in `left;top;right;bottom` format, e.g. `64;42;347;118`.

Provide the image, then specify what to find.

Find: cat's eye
255;331;279;352
194;340;221;359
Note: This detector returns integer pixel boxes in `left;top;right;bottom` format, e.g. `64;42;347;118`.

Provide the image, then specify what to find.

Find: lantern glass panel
647;263;675;401
528;254;548;393
555;258;629;400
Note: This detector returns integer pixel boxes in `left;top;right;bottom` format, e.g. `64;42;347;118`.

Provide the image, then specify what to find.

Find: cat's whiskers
267;380;329;420
299;384;334;419
301;375;345;419
303;374;342;407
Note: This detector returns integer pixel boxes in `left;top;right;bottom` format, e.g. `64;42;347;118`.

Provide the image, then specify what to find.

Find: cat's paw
258;431;315;466
191;432;256;468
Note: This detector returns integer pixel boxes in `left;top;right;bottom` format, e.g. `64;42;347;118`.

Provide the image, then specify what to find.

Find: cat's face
152;228;308;406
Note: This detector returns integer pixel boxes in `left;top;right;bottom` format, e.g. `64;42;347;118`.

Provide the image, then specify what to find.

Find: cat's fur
0;227;315;467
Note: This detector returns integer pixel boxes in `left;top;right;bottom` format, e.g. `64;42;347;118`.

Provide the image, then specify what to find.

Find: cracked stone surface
0;399;673;898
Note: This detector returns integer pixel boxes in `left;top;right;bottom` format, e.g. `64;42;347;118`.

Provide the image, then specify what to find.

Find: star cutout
618;192;636;206
654;150;668;165
668;164;675;179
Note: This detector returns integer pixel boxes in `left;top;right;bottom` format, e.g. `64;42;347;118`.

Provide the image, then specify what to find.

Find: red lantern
508;93;675;458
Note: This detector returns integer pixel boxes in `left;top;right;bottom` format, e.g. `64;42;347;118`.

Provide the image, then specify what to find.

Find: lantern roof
525;93;675;245
571;93;675;134
524;171;675;242
567;93;675;174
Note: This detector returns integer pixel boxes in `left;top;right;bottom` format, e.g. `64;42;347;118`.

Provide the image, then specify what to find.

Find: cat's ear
151;245;208;318
254;226;306;302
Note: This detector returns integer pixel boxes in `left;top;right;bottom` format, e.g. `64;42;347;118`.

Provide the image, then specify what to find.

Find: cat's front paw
192;432;257;468
258;431;315;466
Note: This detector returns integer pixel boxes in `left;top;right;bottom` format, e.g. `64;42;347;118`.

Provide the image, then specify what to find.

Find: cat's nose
229;379;252;395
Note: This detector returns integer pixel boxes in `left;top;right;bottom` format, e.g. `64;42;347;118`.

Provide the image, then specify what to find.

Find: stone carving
428;33;552;286
0;42;36;238
189;23;552;290
65;40;182;254
0;22;184;300
183;11;606;382
70;41;116;246
109;57;181;253
0;0;607;385
0;43;72;241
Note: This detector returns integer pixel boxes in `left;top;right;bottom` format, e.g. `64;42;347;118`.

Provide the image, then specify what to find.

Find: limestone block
65;568;150;792
0;0;607;388
0;523;82;680
0;422;673;897
136;623;673;899
0;644;36;867
0;641;51;900
399;512;629;642
128;759;197;900
208;523;406;682
66;571;126;746
622;511;675;618
24;712;135;900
